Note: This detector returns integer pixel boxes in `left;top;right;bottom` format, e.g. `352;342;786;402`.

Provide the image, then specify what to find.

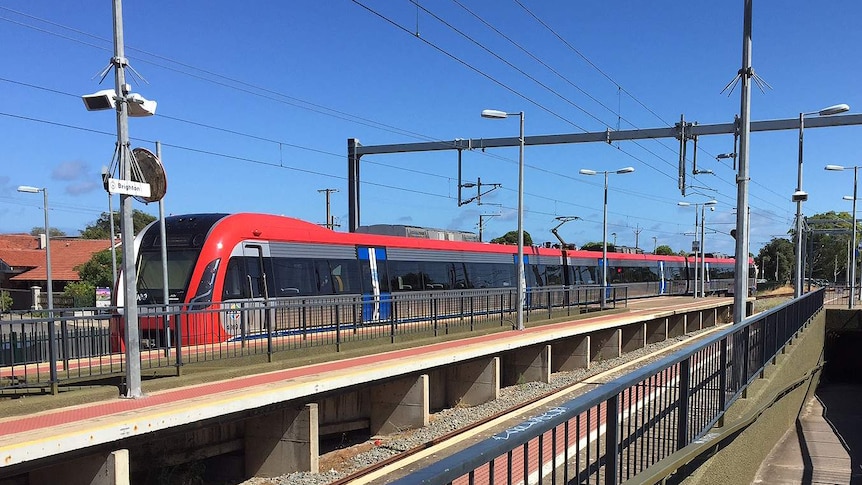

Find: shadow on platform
755;384;862;484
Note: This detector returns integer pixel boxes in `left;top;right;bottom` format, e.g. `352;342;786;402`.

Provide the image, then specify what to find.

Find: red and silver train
114;213;751;349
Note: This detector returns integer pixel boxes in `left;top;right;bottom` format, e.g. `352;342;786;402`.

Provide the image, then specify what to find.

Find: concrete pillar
370;374;429;435
590;328;621;363
445;357;499;407
30;285;42;310
646;317;668;345
552;335;590;372
245;403;318;477
30;449;129;485
621;323;646;354
668;313;686;338
503;345;551;386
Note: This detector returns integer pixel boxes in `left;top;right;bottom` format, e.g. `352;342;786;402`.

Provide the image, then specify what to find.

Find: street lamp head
825;164;846;171
481;109;508;119
704;200;718;206
17;185;41;194
579;169;597;176
677;201;691;207
82;89;156;116
126;93;157;117
818;104;850;117
81;89;116;111
616;167;635;174
791;190;808;202
843;195;855;201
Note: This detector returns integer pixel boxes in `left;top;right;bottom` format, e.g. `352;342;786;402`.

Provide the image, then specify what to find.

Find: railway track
298;324;730;485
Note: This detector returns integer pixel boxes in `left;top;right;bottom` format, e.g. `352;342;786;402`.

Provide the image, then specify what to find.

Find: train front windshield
137;249;200;305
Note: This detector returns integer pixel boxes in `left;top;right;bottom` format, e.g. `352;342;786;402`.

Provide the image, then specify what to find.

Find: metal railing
391;289;824;485
0;285;627;393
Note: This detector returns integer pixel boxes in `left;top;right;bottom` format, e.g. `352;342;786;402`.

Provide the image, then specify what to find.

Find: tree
30;227;66;237
80;210;156;239
654;245;675;256
490;230;533;246
798;211;857;284
756;238;795;283
75;249;119;288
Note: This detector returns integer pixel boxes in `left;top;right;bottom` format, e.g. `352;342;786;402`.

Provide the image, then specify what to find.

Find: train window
573;265;597;285
389;261;423;291
544;265;564;286
330;260;360;294
271;258;316;296
465;263;491;288
222;257;246;299
491;263;516;288
452;262;470;289
137;249;199;304
529;265;544;287
315;260;334;295
422;262;451;290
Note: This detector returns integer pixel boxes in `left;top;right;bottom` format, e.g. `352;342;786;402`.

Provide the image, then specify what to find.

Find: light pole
699;202;717;297
17;185;57;392
826;164;860;308
481;109;525;330
678;200;717;298
80;0;159;398
795;104;850;298
580;167;635;308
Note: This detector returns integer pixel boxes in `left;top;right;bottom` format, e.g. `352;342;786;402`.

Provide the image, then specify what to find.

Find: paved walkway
754;384;862;484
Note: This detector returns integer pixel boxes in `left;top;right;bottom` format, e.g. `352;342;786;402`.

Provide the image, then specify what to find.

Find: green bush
0;290;12;312
64;281;95;308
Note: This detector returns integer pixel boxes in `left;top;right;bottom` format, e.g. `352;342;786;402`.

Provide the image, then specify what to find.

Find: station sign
107;178;151;198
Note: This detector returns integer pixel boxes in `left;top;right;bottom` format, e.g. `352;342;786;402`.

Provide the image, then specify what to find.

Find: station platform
0;296;735;482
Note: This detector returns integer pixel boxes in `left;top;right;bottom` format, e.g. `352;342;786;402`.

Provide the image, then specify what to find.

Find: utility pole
634;225;643;250
318;188;338;230
653;236;658;253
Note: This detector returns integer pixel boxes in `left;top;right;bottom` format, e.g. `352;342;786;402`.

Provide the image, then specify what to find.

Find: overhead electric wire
0;6;777;214
0;7;795;236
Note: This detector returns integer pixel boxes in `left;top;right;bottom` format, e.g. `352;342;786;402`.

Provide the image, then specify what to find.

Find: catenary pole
732;0;753;324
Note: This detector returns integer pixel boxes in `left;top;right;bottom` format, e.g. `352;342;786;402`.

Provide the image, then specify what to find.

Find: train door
234;243;270;338
358;246;391;321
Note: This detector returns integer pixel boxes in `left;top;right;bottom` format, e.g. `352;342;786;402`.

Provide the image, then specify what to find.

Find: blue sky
1;1;861;257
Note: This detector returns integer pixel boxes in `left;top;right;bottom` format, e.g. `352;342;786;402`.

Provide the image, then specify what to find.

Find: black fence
0;285;626;393
391;289;824;485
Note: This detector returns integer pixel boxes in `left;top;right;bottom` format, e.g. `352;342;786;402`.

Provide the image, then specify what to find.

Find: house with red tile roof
0;234;113;310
